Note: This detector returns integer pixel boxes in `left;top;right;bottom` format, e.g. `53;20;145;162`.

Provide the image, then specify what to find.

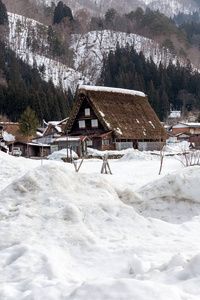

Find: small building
64;85;167;152
0;124;9;153
1;122;49;157
52;136;88;157
189;132;200;149
0;122;25;155
172;122;200;136
33;120;63;145
167;110;181;125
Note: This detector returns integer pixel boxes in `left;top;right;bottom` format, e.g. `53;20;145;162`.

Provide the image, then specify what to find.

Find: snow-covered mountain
37;0;200;17
7;13;85;92
71;30;178;85
8;12;183;93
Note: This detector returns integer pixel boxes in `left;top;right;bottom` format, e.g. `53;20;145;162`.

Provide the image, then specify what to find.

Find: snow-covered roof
28;142;50;147
48;121;60;126
79;85;146;97
168;111;181;118
183;122;200;127
3;131;15;142
174;122;200;128
54;136;87;142
57;117;69;125
47;121;62;132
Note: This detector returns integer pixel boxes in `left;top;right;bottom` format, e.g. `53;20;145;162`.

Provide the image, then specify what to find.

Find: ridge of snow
79;85;146;97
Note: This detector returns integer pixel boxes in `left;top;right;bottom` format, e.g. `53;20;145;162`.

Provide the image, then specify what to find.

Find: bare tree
177;147;200;167
74;8;90;34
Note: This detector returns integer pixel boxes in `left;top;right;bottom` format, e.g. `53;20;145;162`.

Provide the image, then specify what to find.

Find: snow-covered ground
1;143;200;300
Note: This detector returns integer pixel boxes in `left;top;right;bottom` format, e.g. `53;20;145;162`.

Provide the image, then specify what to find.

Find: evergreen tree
0;0;8;25
147;80;156;108
18;106;39;156
0;85;6;114
18;106;39;138
154;90;160;117
105;8;117;24
52;96;62;120
134;7;144;23
33;92;43;122
38;90;51;121
53;1;73;25
67;87;74;110
159;90;170;121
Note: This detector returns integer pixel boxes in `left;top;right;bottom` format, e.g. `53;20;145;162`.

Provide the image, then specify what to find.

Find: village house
172;122;200;136
0;123;9;153
0;122;25;155
33;121;62;145
189;133;200;149
171;122;200;144
32;119;69;156
64;85;167;152
0;122;50;157
52;136;88;157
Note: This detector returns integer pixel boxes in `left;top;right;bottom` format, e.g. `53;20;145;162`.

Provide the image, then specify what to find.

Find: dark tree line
173;11;200;26
0;0;7;25
90;7;179;37
100;44;200;121
179;22;200;49
0;41;74;122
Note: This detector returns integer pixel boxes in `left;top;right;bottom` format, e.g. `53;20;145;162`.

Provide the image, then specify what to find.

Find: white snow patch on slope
71;30;178;85
7;12;181;92
7;12;87;92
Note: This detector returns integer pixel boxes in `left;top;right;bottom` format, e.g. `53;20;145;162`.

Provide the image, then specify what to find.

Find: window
91;119;98;128
79;120;86;128
87;140;93;146
102;139;110;145
190;128;194;134
85;108;90;116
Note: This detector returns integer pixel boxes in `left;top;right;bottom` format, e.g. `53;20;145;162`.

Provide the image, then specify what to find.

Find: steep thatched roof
67;85;167;139
1;122;36;143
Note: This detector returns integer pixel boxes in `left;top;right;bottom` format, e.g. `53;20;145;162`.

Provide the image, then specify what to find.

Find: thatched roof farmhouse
64;85;167;151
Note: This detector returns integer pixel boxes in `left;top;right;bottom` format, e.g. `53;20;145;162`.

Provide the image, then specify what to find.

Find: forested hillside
101;45;200;121
1;0;200;122
0;41;74;122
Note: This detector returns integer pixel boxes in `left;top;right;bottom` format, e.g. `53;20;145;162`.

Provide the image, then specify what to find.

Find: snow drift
1;149;200;299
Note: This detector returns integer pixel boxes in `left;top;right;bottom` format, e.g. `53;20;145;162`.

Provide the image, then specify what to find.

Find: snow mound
47;148;78;161
165;141;191;154
2;146;200;299
0;163;144;298
120;149;155;161
86;147;132;157
132;166;200;223
0;151;40;190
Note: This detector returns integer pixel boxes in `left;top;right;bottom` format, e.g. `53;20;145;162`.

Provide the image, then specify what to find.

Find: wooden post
101;154;112;175
73;158;78;172
73;157;84;172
